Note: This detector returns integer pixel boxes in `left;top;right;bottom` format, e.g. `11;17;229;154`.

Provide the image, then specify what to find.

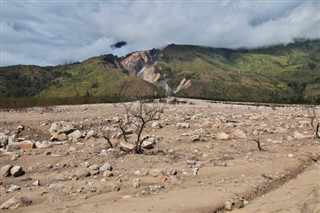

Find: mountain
1;39;319;107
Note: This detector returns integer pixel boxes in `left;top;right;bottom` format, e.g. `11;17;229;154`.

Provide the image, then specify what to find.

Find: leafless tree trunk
120;100;163;154
253;138;263;151
308;106;320;139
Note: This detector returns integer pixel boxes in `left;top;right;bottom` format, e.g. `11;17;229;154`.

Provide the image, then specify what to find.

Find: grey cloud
1;0;319;66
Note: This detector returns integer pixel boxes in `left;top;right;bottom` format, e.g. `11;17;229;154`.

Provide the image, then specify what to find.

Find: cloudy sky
1;0;319;66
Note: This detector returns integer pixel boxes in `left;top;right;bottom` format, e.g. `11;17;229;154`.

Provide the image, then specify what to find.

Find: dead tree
119;100;163;154
253;138;263;151
308;106;320;139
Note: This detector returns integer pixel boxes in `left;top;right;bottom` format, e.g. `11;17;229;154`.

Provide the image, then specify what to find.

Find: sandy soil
0;99;319;213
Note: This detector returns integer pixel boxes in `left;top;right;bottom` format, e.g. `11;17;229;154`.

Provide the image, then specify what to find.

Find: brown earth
0;99;319;213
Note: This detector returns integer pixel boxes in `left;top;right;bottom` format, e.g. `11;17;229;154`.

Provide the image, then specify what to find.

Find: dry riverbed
0;99;319;213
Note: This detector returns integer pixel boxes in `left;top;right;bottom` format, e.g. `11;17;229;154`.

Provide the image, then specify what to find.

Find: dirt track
0;99;319;212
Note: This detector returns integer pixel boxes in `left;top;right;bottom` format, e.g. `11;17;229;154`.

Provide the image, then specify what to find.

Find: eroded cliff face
119;48;190;95
120;49;161;80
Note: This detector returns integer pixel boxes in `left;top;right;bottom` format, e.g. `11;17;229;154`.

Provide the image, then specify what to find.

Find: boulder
18;140;34;149
1;165;13;177
99;162;112;172
0;134;9;148
120;142;135;152
6;143;20;152
0;195;32;209
49;121;75;135
68;130;82;140
10;166;24;177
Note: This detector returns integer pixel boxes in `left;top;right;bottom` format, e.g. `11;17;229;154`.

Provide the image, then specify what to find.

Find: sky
1;0;319;66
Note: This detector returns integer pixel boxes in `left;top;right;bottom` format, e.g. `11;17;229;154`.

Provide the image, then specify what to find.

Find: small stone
99;149;108;157
225;201;234;211
132;179;140;188
99;162;112;172
8;184;21;192
10;166;24;177
293;132;306;139
1;165;13;177
142;139;155;149
50;133;68;141
11;154;20;161
103;171;113;177
85;130;95;139
288;153;294;158
189;135;201;142
76;169;91;178
232;129;247;139
0;134;9;148
151;121;162;129
35;141;52;149
0;195;32;209
193;168;199;176
176;122;190;128
32;180;40;186
216;132;231;140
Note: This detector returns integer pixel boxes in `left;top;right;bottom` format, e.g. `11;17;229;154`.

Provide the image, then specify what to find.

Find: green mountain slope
156;39;320;103
0;39;319;107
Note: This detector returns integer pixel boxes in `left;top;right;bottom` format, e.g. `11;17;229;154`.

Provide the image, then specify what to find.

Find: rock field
0;99;319;213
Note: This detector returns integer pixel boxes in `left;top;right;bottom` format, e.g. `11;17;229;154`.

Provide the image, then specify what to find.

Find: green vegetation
156;39;320;103
0;39;319;108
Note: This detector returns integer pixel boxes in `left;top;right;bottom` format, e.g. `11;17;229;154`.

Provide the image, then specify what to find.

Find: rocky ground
0;99;319;213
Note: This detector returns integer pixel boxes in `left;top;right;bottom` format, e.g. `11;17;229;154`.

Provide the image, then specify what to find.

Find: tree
103;100;164;154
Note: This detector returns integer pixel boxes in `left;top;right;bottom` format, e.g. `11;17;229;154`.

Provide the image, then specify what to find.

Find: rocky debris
99;149;108;157
49;121;75;135
68;130;82;141
176;122;190;128
11;166;25;177
189;134;201;142
50;133;68;141
0;195;32;209
99;162;112;172
216;132;231;140
132;179;141;188
47;183;71;194
120;142;135;152
0;133;9;148
18;140;34;149
7;184;21;192
1;165;13;177
137;185;165;196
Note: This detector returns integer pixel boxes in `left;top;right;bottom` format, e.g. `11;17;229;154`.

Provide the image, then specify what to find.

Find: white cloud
1;0;319;66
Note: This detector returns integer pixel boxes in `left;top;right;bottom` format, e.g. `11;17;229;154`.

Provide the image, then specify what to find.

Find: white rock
99;162;112;172
216;132;231;140
176;122;190;128
10;166;24;177
68;130;82;140
7;185;20;192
